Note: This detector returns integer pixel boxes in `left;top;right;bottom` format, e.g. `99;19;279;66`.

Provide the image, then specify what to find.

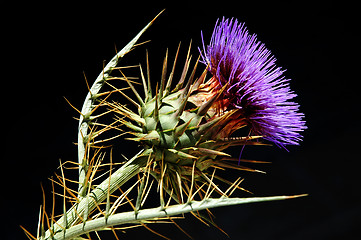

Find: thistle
23;12;306;240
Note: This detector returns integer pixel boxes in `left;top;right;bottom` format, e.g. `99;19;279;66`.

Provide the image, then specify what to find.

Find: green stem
51;194;307;240
77;12;161;197
43;150;149;240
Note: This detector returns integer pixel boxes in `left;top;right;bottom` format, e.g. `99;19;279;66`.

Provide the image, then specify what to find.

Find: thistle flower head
200;18;306;146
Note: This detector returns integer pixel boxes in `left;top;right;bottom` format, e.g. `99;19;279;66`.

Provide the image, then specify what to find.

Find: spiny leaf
48;195;307;239
174;118;194;138
76;10;163;201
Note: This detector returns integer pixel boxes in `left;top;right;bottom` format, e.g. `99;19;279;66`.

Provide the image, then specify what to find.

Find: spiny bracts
109;45;264;201
107;18;306;202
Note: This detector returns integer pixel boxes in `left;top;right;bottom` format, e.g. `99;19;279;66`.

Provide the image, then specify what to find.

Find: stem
51;194;307;240
77;12;162;197
43;150;149;240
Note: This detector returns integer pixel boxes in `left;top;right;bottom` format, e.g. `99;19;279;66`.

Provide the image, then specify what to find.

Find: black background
4;1;360;239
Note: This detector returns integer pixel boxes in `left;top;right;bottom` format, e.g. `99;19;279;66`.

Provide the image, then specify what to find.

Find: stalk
42;11;162;239
43;150;149;240
77;12;162;197
50;194;307;240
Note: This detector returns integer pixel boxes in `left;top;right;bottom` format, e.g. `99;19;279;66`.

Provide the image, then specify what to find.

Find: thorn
36;205;42;239
285;194;309;199
135;174;146;214
59;159;68;230
87;91;113;118
141;179;154;207
165;188;174;208
216;161;266;173
196;93;218;117
174;118;193;138
40;183;46;238
154;83;160;124
142;223;171;240
119;70;145;108
165;42;181;96
175;172;184;204
191;68;208;92
139;64;148;100
185;54;200;90
151;9;165;25
197;81;229;116
187;161;196;203
222;157;271;164
114;42;118;54
105;149;113;223
169;218;194;240
201;172;225;197
174;41;192;91
194;113;229;140
146;50;152;99
111;227;121;240
190;211;210;226
190;182;207;201
196;147;231;157
174;89;191;118
109;179;140;215
83;71;92;95
20;225;37;240
167;149;197;160
64;97;83;116
111;64;141;70
223;177;241;196
159;161;167;209
51;177;55;227
159;48;168;98
205;169;217;199
228;178;245;197
133;39;152;48
119;187;137;212
43;210;53;238
113;104;145;125
102;59;107;81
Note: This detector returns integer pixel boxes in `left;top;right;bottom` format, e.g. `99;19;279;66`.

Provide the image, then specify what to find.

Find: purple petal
200;17;307;146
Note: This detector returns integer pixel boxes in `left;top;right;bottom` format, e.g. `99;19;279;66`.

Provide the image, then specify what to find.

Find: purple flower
200;17;306;147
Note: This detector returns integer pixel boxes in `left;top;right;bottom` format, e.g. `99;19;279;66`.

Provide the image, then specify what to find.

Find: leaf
49;195;307;239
